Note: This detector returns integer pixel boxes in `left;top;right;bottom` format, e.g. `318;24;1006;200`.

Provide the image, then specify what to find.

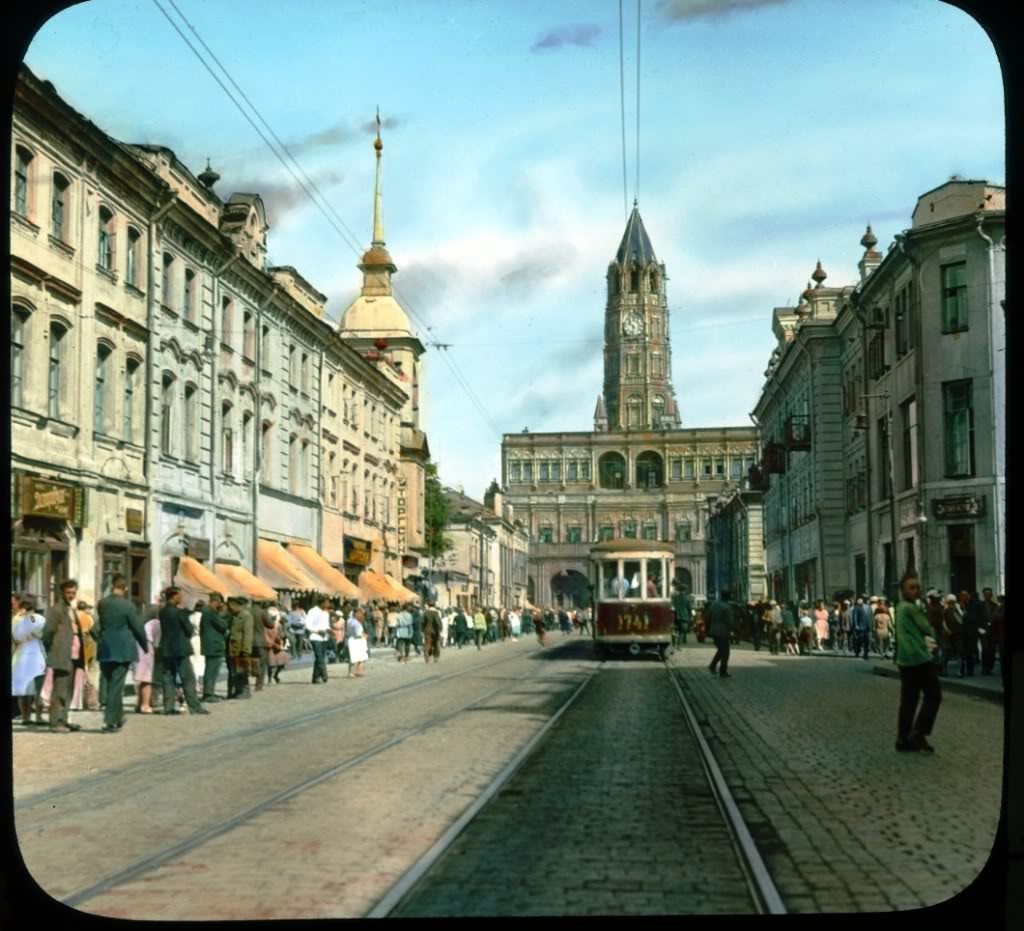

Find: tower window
650;270;658;292
630;268;639;292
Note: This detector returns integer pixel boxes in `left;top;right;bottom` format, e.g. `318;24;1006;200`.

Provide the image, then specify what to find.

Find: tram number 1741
614;612;651;632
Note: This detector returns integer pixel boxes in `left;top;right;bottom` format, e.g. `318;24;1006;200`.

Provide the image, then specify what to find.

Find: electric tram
589;539;675;659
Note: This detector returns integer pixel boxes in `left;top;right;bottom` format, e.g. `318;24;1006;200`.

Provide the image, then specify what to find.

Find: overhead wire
618;0;628;221
636;0;641;204
151;0;501;436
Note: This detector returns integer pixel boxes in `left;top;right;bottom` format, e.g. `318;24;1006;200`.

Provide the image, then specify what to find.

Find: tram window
602;561;624;598
623;560;642;596
645;559;664;599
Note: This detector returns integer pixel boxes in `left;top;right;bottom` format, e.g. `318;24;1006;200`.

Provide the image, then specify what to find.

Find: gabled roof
615;204;657;266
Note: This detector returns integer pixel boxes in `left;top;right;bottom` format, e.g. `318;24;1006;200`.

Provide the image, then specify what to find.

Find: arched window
184;383;199;462
98;207;114;271
14;146;33;217
126;228;141;288
160;373;176;455
261;420;274;484
301;352;310;394
629;267;639;293
635;451;665;488
124;358;140;442
243;310;255;359
221;402;234;475
162;253;174;307
261;323;270;363
184;268;196;321
11;306;29;409
221;296;233;344
94;343;112;435
51;172;70;241
301;440;310;496
289;434;300;495
598;452;626;490
626;395;642;428
48;322;67;419
241;411;253;481
649;270;658;292
288;343;297;383
651;395;665;426
608;269;620;297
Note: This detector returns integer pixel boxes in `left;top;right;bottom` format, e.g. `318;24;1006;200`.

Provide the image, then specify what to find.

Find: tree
424;460;453;564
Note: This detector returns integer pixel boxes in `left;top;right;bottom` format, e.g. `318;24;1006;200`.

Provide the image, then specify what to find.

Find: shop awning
287;543;360;599
175;556;236;606
257;540;322;593
384;573;420;603
358;569;397;603
215;562;277;602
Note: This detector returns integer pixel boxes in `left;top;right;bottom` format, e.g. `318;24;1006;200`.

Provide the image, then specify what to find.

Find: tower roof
615;202;657;266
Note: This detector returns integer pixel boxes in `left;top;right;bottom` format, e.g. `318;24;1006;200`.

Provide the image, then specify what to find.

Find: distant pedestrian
959;591;983;677
440;608;451;648
157;588;208;715
558;608;571;636
980;588;997;675
199;592;228;701
851;596;872;660
874;599;893;659
423;603;442;663
306;596;332;684
894;572;941;753
226;597;254;699
94;576;149;731
509;608;522;641
992;595;1006;691
781;602;798;655
578;607;592;636
797;604;813;655
707;589;734;678
532;610;546;647
12;594;47;726
766;601;782;655
412;604;424;655
287;605;307;658
813;600;829;651
42;579;86;733
454;608;469;648
395;604;414;663
347;609;369;678
387;604;399;647
267;611;289;683
473;608;487;650
749;602;763;652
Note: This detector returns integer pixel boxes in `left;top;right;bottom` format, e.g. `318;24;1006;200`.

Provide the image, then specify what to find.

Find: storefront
934;495;985;596
343;536;373;583
11;472;84;606
96;504;151;614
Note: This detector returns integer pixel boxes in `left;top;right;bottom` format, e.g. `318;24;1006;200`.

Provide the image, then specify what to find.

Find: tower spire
372;105;385;246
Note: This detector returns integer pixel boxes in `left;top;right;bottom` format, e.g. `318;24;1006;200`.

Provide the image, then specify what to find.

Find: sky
24;0;1004;498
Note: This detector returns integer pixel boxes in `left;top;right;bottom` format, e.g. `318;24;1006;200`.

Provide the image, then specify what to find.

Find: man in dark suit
249;600;275;693
707;589;735;679
200;592;229;702
94;574;149;731
158;587;209;715
43;579;84;733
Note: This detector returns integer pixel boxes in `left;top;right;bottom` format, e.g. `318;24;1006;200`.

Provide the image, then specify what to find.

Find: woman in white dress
346;609;369;678
132;614;160;713
509;609;522;642
12;594;47;725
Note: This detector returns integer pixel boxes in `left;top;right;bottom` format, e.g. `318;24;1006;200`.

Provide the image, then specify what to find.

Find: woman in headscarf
133;608;160;714
12;594;47;726
874;598;893;659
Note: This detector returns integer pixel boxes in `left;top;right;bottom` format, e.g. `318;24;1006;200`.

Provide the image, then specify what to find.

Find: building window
290;436;301;495
715;459;725;477
238;411;251;481
124;358;139;442
670;459;682;481
630;268;639;292
301;441;310;496
651;395;665;425
566;526;582;544
538;526;553;544
941;262;968;333
649;270;658;292
702;459;712;478
48;322;66;419
626;355;640;376
523;462;534;483
567;461;578;481
684;459;695;480
261;421;273;483
730;458;743;480
51;172;70;241
627;396;642;428
581;461;591;481
261;324;271;366
14;146;32;217
510;462;521;482
622;522;637;539
642;523;658;541
160;373;175;455
878;416;891;498
184;269;196;321
11;307;28;409
184;384;199;462
162;253;174;307
94;343;112;435
943;380;974;478
895;290;908;358
901;397;918;491
676;521;692;543
599;525;614;541
301;352;310;394
539;462;550;482
552;462;561;482
598;452;625;489
243;311;255;360
98;207;115;271
221;297;233;343
125;228;141;288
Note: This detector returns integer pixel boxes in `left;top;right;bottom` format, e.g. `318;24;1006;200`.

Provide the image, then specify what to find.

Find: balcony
784;414;811;451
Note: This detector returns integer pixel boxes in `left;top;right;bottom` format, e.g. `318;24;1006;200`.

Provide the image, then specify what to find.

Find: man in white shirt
305;596;331;684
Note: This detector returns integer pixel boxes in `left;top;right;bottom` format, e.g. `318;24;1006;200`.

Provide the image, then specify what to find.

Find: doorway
947;524;976;595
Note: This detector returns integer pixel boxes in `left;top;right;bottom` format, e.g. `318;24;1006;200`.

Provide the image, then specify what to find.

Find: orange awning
257;540;322;593
358;569;396;602
287;543;360;599
215;563;277;602
384;573;420;603
175;556;236;607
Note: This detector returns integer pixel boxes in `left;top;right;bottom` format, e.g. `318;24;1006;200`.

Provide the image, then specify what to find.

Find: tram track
49;642;597;912
15;644;540;813
375;653;788;917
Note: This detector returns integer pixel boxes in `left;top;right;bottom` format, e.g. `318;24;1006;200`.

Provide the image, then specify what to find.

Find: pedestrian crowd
11;577;593;734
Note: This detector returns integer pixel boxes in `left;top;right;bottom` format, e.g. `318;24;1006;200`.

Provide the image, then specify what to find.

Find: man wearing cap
894;571;942;752
200;592;229;702
158;587;209;715
851;596;872;660
707;589;735;678
226;597;254;699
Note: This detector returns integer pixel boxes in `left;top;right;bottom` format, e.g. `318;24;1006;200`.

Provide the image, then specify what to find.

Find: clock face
622;312;644;337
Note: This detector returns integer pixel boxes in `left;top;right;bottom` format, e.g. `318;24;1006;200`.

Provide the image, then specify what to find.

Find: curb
870;664;1004;703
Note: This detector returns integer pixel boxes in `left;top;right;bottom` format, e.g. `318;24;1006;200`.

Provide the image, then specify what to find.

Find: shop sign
397;476;408;553
126;508;144;534
932;495;985;520
188;537;211;561
19;475;83;524
344;537;373;566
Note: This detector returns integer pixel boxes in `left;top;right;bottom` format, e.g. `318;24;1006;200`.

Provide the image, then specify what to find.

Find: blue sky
26;0;1004;496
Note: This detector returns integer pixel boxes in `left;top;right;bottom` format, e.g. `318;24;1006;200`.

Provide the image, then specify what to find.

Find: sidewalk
869;662;1004;702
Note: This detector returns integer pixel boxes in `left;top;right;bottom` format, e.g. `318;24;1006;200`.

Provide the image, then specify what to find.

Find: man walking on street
707;589;735;679
851;596;872;660
473;607;487;650
306;596;332;684
672;585;692;646
158;587;209;715
894;572;942;753
43;580;87;733
200;592;228;702
423;603;442;663
250;600;275;692
287;604;307;659
94;574;149;731
226;597;254;699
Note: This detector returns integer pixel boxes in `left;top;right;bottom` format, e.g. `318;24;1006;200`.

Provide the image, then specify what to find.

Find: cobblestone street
12;636;1003;917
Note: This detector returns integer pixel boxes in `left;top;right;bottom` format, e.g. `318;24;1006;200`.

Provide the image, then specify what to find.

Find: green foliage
424;460;453;561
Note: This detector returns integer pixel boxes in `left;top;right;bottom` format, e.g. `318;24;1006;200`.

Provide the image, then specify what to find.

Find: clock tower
597;202;682;432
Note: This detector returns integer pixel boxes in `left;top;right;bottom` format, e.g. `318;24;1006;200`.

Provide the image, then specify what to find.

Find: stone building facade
9;65;418;608
705;489;766;604
502;207;758;609
755;178;1005;602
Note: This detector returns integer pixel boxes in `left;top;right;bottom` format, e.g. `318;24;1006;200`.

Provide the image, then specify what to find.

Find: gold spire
372;106;385;246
